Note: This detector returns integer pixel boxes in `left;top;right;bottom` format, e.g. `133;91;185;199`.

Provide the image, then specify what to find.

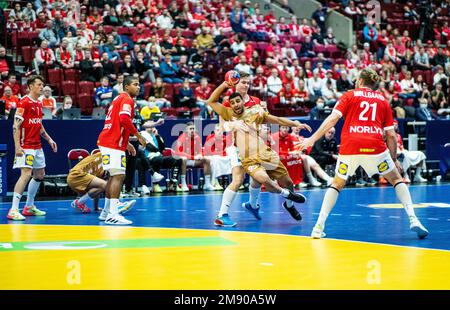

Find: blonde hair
359;68;380;89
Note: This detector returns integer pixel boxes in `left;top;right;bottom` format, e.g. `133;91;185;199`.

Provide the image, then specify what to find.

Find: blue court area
1;184;450;251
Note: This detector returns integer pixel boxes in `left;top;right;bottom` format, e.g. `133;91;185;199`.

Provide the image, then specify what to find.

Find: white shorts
335;150;395;180
99;146;126;175
226;145;242;169
13;148;46;169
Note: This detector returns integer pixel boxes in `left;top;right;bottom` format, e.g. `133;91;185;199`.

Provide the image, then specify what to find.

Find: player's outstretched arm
298;111;341;151
265;114;312;132
206;82;229;117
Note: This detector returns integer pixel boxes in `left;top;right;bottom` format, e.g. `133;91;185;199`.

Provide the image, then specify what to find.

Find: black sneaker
283;201;302;221
286;190;306;203
366;177;377;186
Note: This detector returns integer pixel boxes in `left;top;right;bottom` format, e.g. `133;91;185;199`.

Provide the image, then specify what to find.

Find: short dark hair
229;92;243;101
26;75;45;87
237;71;250;79
123;76;138;88
186;121;195;128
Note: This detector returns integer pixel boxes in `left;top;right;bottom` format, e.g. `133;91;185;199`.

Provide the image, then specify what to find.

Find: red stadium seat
67;149;89;168
78;81;95;95
78;94;94;115
21;46;33;66
144;82;152;99
162;148;173;157
61;81;77;97
64;69;80;82
47;68;62;88
91;149;100;155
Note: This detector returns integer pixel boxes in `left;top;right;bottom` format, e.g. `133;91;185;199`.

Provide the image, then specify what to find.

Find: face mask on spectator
317;101;324;109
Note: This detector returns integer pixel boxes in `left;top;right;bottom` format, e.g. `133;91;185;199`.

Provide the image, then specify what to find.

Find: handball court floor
1;183;450;290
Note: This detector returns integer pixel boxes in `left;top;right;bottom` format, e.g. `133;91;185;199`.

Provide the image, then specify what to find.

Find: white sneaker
181;185;189;192
414;175;428;183
98;208;108;221
409;216;429;239
118;200;136;214
204;183;215;191
141;185;151;195
310;179;322;187
104;213;132;225
151;172;165;183
298;182;309;188
311;224;326;239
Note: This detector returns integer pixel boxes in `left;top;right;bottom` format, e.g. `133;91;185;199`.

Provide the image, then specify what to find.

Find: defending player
97;76;147;225
68;152;135;214
8;75;57;221
299;68;428;239
207;81;311;224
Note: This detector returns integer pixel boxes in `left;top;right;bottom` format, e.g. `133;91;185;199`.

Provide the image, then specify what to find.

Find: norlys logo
28;118;42;125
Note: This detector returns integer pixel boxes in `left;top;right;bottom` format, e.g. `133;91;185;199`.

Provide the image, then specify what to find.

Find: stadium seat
47;68;62;88
78;94;94;116
21;46;33;67
91;149;100;155
61;81;77;97
67;149;90;169
78;81;95;95
64;69;80;82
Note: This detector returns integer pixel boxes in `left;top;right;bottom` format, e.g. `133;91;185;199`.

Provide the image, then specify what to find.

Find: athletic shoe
203;183;215;191
286;190;306;203
311;224;326;239
22;205;46;216
71;199;91;213
378;176;388;184
152;184;163;193
282;201;302;221
98;208;108;221
151;172;165;183
141;185;151;195
213;183;223;190
104;213;132;225
214;214;237;227
298;182;309;188
117;200;136;214
7;209;25;221
310;179;322;187
366;178;377;186
409;216;429;239
413;175;428;183
355;178;367;187
242;202;262;220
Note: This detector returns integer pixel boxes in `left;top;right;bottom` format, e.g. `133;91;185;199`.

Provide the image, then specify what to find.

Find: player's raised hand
49;139;58;153
294;121;312;132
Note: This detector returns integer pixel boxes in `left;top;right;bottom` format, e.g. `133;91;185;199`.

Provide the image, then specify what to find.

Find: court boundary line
1;223;448;253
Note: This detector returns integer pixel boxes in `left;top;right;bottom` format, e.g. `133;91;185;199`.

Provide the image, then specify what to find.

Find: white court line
389;216;400;219
370;215;381;218
349;214;362;217
272;211;283;214
176;210;187;212
427;218;439;221
136;209;147;211
57;208;68;210
331;213;342;216
232;210;244;213
195;210;206;212
156;209;167;211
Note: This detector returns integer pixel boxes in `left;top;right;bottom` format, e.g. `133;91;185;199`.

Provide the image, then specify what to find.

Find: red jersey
174;132;203;160
204;133;232;156
334;88;394;155
194;85;212;100
97;93;136;151
271;132;295;157
222;95;261;108
16;96;43;149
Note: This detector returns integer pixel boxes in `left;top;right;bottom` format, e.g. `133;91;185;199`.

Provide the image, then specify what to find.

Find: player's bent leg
105;171;132;225
277;174;304;221
311;175;346;239
8;168;33;220
242;176;263;220
383;169;429;239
